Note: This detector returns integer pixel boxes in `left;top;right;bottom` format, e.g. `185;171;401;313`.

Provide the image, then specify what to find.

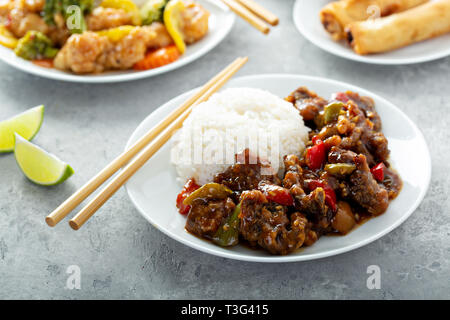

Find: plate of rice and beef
294;0;450;65
124;74;431;262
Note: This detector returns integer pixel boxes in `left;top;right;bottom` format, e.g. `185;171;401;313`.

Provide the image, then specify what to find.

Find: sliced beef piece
319;171;340;191
334;91;382;132
316;123;341;141
345;91;382;132
323;135;342;150
351;136;376;166
382;167;403;200
304;227;319;246
299;187;326;220
328;146;358;164
282;154;303;189
300;169;320;184
349;154;389;216
289;184;306;200
336;180;351;199
214;149;280;197
324;147;355;198
298;187;334;231
340;102;389;166
282;154;333;230
285;86;328;122
340;127;375;166
366;131;389;164
240;190;308;255
185;197;235;239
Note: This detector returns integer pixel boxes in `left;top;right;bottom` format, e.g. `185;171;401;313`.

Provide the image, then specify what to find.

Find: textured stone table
0;0;449;300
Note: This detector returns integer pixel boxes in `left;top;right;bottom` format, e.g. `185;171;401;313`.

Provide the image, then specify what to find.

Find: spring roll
320;0;429;40
346;0;450;55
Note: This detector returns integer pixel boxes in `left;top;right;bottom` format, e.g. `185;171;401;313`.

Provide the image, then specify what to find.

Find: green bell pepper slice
183;183;232;205
213;203;241;247
325;163;356;176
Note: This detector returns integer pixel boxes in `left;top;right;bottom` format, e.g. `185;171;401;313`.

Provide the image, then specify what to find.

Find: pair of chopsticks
222;0;278;34
46;57;249;230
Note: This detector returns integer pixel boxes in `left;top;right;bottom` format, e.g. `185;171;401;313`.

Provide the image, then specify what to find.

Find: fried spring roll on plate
346;0;450;55
320;0;429;40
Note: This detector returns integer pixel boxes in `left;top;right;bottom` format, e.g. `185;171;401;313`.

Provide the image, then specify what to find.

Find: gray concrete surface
0;0;449;300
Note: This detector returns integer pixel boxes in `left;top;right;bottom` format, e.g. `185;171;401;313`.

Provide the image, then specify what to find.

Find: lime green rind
14;133;74;186
25;105;45;142
22;164;75;187
26;164;75;187
0;105;45;153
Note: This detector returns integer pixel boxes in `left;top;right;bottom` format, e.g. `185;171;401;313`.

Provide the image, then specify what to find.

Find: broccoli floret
42;0;94;33
140;0;169;25
42;0;58;26
14;31;59;60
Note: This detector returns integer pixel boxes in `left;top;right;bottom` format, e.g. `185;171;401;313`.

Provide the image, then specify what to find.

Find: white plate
293;0;450;65
125;74;431;262
0;0;234;83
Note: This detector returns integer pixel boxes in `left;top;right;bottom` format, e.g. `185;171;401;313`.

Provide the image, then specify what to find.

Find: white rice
170;88;309;185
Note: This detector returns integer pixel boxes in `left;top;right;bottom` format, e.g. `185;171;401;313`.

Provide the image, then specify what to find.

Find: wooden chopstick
221;0;270;34
45;57;246;227
235;0;279;26
68;57;249;230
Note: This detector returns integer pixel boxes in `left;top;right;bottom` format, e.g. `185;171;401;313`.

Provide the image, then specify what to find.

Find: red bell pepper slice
306;138;326;170
259;183;294;206
176;178;200;215
370;162;385;182
333;92;349;103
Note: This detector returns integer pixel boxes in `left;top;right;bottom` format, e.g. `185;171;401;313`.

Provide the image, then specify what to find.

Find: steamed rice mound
171;88;309;185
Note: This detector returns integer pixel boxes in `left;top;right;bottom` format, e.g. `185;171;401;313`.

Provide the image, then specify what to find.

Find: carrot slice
32;59;54;68
134;45;180;71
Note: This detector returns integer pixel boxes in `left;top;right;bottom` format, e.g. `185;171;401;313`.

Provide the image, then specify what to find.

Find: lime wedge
14;133;74;186
0;105;44;153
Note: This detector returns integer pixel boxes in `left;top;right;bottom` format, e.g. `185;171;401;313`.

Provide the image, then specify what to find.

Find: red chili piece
306;138;326;170
259;184;294;206
176;179;200;215
333;92;349;103
370;162;385;182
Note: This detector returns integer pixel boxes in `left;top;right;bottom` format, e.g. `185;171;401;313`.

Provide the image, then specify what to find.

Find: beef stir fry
175;86;402;255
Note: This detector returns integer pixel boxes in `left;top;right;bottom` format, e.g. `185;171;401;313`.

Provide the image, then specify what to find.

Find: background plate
125;74;431;262
293;0;450;65
0;0;235;83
